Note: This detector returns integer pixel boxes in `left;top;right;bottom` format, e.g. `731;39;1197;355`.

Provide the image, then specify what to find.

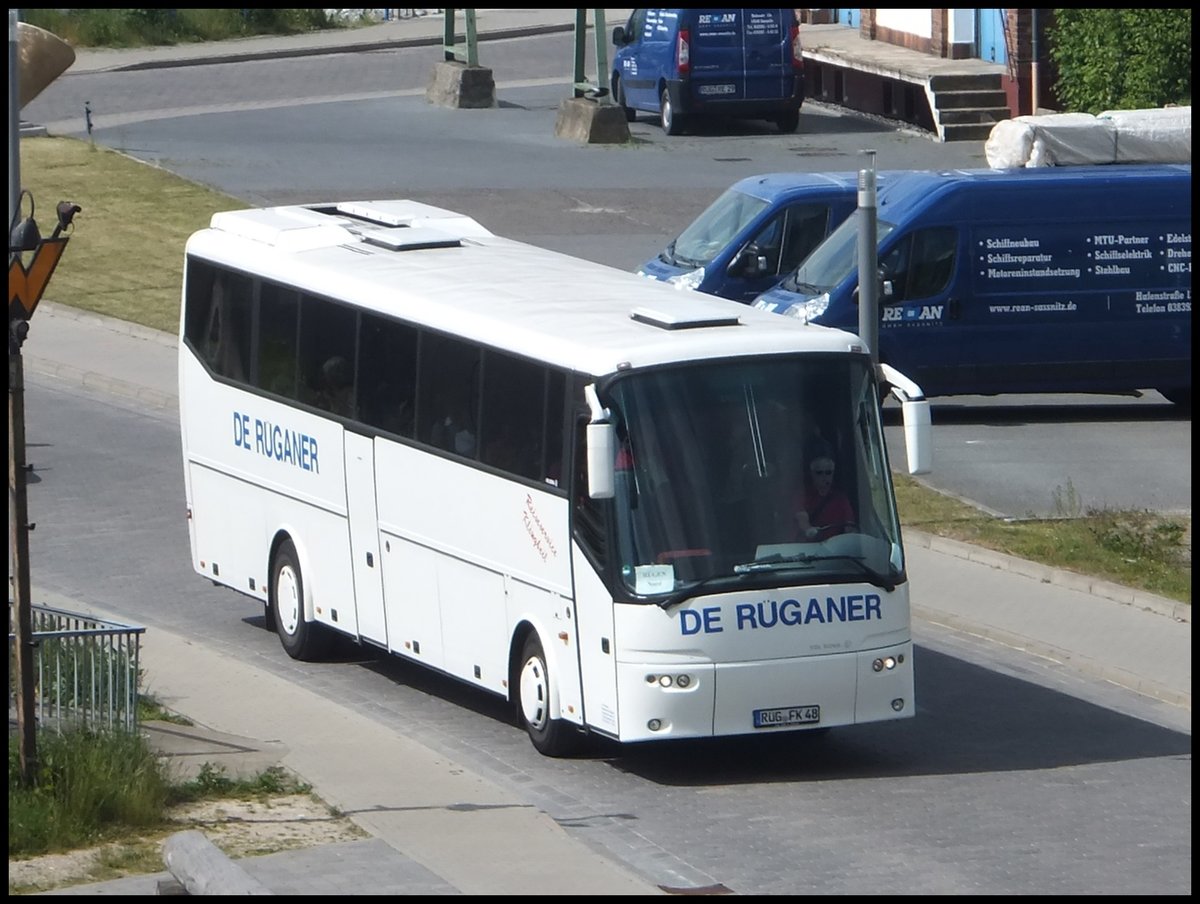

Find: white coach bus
178;199;932;755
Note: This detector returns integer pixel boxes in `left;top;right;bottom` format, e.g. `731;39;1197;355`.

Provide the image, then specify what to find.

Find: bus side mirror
900;399;931;475
612;25;626;45
879;362;932;475
587;422;615;499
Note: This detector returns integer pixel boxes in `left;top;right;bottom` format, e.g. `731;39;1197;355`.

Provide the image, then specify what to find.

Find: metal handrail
9;603;146;733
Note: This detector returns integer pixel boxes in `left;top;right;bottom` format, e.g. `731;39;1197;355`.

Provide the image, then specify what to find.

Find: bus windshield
604;354;903;602
669;188;770;268
779;211;896;295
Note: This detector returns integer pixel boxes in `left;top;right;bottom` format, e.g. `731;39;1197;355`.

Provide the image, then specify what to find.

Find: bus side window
479;350;546;481
255;281;299;399
197;267;252;382
542;371;567;487
358;313;417;438
298;293;357;417
418;333;480;458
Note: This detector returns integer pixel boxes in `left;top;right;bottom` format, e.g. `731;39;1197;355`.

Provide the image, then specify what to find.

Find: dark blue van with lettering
753;165;1192;404
638;171;887;303
611;9;804;135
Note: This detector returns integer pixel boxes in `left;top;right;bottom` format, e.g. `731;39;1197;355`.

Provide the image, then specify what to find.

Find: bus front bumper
612;641;914;743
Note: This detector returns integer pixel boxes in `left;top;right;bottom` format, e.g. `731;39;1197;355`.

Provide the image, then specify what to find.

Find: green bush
1049;9;1192;112
9;728;172;856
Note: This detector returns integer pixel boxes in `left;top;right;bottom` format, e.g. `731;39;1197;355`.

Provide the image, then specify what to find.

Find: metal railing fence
9;602;146;733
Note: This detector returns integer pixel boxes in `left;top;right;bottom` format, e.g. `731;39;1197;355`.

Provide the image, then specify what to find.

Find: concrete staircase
930;72;1011;142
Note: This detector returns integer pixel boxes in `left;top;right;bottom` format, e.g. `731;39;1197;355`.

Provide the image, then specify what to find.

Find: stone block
554;97;632;144
426;60;495;109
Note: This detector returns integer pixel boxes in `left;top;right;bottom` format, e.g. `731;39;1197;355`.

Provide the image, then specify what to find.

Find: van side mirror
731;246;768;277
612;25;626;45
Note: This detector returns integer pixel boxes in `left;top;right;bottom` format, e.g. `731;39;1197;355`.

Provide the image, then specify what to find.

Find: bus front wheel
271;539;328;662
517;634;581;757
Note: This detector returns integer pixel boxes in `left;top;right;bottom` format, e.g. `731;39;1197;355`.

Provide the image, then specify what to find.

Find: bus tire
517;633;581;757
271;539;327;662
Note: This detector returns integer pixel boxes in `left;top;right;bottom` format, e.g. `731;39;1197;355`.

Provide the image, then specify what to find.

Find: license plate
699;84;736;96
754;705;820;728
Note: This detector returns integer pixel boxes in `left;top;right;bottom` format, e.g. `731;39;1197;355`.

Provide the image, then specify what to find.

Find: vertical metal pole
10;336;39;786
857;149;879;368
9;9;19;229
593;9;610;102
463;9;478;68
442;8;456;62
9;6;39;788
572;9;586;98
1030;9;1040;115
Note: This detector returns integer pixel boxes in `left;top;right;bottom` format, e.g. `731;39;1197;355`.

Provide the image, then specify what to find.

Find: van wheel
661;88;684;135
615;77;636;122
516;633;581;757
775;110;800;133
271;539;328;662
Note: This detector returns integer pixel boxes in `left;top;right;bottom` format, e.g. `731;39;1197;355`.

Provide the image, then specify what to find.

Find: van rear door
691;9;792;102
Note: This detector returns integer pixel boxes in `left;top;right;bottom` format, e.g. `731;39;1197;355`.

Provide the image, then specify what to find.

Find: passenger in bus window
317;356;354;417
431;397;476;457
792;441;856;541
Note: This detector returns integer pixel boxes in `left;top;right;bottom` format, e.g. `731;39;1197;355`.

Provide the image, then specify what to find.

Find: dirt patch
7;793;369;894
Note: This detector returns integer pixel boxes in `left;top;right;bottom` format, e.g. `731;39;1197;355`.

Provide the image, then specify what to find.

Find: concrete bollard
554;96;632;144
426;60;496;108
162;830;273;895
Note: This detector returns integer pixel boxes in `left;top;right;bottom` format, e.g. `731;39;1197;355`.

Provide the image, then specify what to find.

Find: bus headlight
667;267;705;292
872;656;898;672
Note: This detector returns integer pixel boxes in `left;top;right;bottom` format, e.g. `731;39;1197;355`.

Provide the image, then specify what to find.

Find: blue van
638;171;882;303
611;9;804;135
753;165;1192;404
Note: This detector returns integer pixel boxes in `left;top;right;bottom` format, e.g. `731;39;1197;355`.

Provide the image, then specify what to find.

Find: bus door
345;430;387;644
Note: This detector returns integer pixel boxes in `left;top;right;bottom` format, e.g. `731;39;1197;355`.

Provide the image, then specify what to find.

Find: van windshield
780;211;895;294
669;188;770;268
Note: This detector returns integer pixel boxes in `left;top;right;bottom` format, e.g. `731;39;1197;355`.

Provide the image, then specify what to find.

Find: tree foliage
1048;9;1191;113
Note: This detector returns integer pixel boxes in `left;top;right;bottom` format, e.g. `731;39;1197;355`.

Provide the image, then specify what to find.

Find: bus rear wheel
271;539;328;662
517;634;581;757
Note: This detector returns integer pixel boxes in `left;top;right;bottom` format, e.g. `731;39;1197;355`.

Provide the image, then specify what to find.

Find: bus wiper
659;240;677;265
655;573;746;610
734;553;896;592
